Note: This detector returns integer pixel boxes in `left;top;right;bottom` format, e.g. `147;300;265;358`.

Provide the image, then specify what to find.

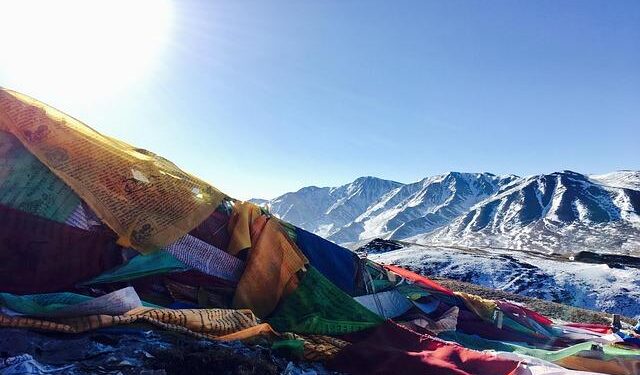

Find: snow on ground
591;171;640;191
369;244;640;318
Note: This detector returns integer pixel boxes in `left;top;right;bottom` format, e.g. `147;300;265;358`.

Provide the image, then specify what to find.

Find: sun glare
0;0;173;100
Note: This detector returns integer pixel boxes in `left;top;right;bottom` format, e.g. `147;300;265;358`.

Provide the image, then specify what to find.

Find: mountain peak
295;185;326;193
263;170;640;253
556;170;584;177
350;175;401;186
353;175;378;182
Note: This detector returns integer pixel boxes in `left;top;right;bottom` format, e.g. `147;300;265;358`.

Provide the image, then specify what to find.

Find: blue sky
0;0;638;199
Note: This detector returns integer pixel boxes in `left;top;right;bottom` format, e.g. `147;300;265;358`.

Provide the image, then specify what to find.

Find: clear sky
0;0;638;199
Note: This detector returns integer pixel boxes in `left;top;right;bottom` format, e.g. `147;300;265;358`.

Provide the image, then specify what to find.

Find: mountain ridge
255;170;640;255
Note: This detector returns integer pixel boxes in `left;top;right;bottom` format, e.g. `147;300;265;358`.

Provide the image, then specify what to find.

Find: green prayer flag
272;339;305;359
83;251;190;285
0;291;91;316
268;267;383;335
439;331;640;363
0;130;80;222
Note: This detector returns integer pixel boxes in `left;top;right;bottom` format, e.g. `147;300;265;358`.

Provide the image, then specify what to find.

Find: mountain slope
420;170;640;254
266;176;402;238
336;172;517;243
265;172;517;244
262;170;640;255
367;242;640;318
591;170;640;191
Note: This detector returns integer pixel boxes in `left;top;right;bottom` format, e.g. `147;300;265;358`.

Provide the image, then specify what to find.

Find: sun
0;0;173;101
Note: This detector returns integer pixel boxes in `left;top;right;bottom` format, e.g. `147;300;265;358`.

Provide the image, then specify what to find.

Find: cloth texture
189;210;232;251
164;278;234;309
498;351;606;375
64;202;104;231
232;216;308;318
328;321;520;375
84;250;190;285
0;89;225;253
454;307;549;345
555;354;640;375
384;264;454;296
300;335;350;362
0;287;141;318
354;289;414;319
226;201;262;255
563;323;612;335
0;130;80;223
268;267;383;335
165;234;244;282
0;204;122;293
408;306;459;335
0;354;72;374
64;203;91;230
294;227;359;295
0;307;275;342
456;292;498;322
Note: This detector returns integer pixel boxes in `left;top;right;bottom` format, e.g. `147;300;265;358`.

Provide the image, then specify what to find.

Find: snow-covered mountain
264;176;403;239
333;172;517;244
590;170;640;191
259;170;640;255
261;172;517;243
368;242;640;318
420;171;640;254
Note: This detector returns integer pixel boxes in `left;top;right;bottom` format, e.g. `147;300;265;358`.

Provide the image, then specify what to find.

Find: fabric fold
354;289;413;319
165;234;244;282
0;89;225;253
232;217;308;318
0;130;80;223
268;267;383;335
294;227;359;295
384;264;454;296
0;204;121;293
328;321;520;375
0;307;275;342
0;287;142;318
227;201;262;256
84;250;190;285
